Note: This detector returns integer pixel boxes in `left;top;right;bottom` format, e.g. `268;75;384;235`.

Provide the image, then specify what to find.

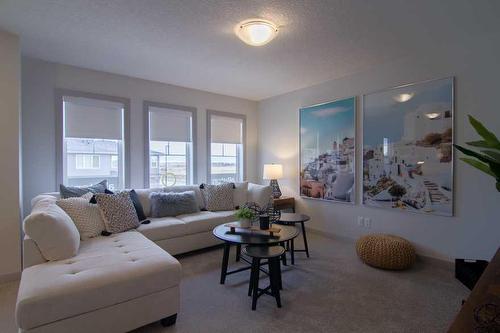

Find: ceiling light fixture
425;112;441;120
235;19;278;46
393;93;414;103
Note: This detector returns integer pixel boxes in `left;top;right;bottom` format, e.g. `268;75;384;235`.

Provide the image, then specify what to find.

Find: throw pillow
200;183;235;211
95;192;140;233
60;180;108;199
248;183;272;208
56;193;105;239
150;191;200;217
23;196;80;261
89;188;114;204
129;189;147;221
233;181;249;209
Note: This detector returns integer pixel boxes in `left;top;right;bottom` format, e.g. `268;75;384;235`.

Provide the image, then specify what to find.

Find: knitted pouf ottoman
356;234;416;270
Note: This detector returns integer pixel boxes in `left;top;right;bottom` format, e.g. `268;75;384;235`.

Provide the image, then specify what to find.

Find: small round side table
276;213;310;265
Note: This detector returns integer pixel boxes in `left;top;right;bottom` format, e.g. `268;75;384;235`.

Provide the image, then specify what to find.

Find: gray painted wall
0;30;21;279
258;30;500;261
22;57;258;217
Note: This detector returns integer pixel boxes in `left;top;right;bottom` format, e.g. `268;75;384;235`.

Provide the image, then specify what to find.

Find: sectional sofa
16;183;272;333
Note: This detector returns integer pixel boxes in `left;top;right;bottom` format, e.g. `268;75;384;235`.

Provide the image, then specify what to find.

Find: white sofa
16;183;271;333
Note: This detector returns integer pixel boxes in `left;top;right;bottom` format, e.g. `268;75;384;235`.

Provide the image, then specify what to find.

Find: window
62;95;126;189
75;154;100;169
146;103;195;187
208;112;245;184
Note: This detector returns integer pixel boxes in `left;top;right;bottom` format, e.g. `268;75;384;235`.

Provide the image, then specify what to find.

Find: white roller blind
211;115;243;144
64;97;123;140
149;106;192;142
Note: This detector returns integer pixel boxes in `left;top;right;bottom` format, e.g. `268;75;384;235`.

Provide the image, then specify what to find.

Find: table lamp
263;164;283;199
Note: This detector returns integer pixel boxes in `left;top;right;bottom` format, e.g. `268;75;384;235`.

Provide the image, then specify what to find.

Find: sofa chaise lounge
16;183;271;333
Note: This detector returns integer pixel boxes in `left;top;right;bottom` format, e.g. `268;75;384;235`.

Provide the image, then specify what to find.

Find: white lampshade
263;164;283;180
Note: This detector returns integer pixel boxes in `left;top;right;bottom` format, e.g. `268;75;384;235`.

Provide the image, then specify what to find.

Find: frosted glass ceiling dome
235;19;278;46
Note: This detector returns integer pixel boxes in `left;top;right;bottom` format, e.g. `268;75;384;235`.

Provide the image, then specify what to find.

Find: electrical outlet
364;217;371;228
357;216;364;227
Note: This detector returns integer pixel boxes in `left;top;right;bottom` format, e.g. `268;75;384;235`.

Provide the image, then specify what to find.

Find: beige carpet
0;232;468;333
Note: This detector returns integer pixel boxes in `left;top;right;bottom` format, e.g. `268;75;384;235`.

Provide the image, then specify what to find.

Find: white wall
22;57;258;216
258;27;500;261
0;30;21;280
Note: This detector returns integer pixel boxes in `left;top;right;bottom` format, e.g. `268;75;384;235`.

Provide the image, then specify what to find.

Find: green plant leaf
482;150;500;163
460;158;495;178
468;115;500;144
454;144;494;163
489;162;500;178
466;140;500;150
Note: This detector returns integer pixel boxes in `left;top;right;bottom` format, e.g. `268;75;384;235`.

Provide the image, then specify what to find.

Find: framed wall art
362;77;454;216
299;96;356;203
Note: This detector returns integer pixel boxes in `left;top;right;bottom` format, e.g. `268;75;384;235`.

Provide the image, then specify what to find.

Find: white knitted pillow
56;192;105;239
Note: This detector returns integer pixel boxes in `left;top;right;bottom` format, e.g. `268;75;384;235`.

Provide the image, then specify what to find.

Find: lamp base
269;179;282;199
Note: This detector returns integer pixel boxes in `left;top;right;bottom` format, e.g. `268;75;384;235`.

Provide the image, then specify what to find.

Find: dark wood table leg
270;258;282;308
290;238;295;265
220;243;230;284
280;241;287;266
251;258;260;310
300;221;310;258
236;244;241;262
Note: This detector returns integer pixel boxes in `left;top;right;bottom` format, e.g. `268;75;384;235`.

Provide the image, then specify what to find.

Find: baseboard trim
306;227;455;266
0;271;20;284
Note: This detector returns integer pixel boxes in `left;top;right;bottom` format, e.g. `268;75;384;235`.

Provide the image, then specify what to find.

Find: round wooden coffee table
276;213;311;265
213;223;299;284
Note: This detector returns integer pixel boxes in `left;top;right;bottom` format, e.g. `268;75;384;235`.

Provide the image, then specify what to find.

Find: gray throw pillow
60;180;108;199
200;183;235;211
95;192;140;233
150;191;200;217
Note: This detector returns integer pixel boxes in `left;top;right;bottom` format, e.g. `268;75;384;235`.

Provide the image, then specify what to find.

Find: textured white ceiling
0;0;498;100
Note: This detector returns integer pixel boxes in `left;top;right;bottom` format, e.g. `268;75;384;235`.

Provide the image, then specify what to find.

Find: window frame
206;110;246;185
143;101;197;188
55;89;131;189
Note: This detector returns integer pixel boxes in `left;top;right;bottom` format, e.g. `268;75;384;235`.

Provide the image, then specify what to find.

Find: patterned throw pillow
150;191;200;217
200;183;235;211
95;192;140;233
56;192;106;239
60;180;108;199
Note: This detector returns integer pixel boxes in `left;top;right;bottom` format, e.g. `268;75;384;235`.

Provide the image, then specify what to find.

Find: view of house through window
63;96;125;190
209;114;244;184
148;105;193;187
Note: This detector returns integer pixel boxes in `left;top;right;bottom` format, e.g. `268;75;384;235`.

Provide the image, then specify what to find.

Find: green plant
388;184;407;199
235;207;256;220
454;115;500;192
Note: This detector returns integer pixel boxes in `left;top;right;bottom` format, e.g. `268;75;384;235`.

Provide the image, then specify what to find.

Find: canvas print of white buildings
300;97;355;203
363;77;454;216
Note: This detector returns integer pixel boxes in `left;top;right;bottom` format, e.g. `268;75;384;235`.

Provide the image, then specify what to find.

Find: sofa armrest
23;236;47;269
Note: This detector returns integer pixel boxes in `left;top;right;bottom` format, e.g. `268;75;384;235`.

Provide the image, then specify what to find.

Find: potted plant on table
235;207;256;228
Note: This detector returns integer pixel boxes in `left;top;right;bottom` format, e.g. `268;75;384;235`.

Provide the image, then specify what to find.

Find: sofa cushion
150;191;199;217
178;210;236;235
248;183;272;208
137;217;187;241
23;196;80;261
16;231;181;331
56;193;105;239
95;192;140;233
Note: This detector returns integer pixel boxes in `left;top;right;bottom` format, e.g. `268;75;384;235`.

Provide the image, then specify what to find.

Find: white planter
239;218;251;228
